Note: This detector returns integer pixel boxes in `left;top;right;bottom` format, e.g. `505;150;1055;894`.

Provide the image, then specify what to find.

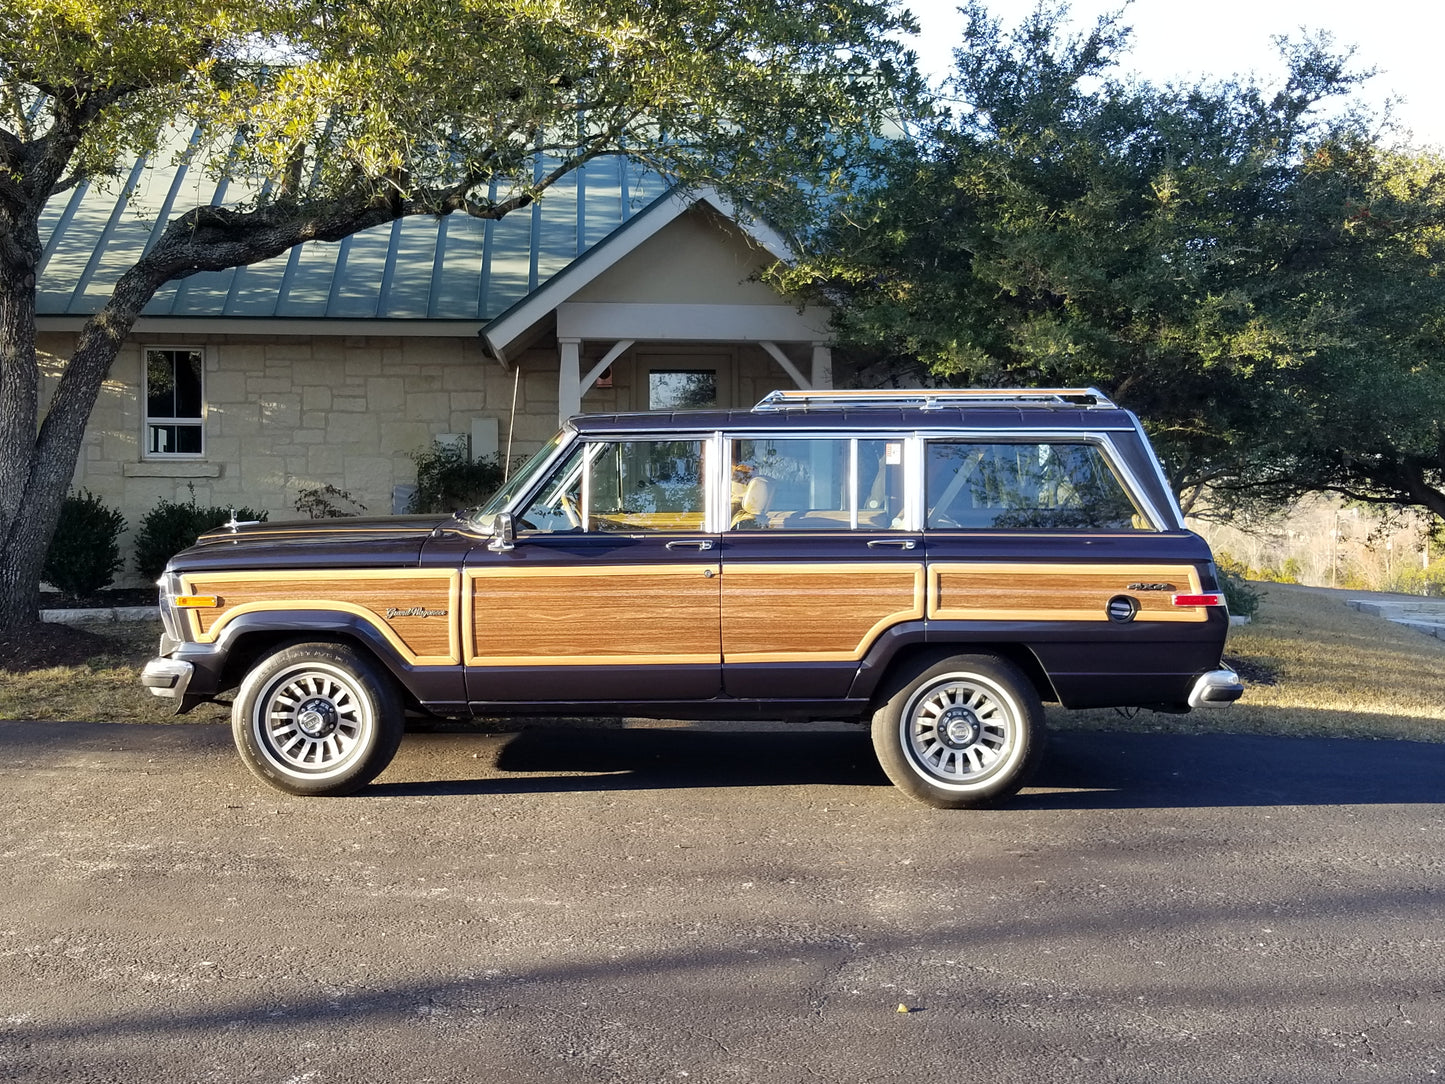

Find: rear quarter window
925;441;1150;531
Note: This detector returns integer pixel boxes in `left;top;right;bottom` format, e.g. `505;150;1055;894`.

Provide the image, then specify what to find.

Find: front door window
516;438;708;533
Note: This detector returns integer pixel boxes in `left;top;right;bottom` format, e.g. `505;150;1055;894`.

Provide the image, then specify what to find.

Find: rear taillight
1173;593;1225;607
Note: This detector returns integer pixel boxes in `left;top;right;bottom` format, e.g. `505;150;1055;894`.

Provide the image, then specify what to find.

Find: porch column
558;337;582;425
811;343;833;389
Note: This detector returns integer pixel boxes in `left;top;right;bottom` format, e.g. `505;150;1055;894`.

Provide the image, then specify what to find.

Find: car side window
925;441;1150;530
729;437;907;530
517;439;707;533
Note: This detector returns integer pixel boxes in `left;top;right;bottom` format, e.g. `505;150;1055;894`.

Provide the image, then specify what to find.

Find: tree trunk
0;192;47;628
0;248;164;630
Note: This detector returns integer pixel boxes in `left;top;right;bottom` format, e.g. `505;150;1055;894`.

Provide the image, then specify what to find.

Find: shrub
42;490;126;598
1218;566;1262;620
136;488;267;581
294;484;367;519
1384;560;1445;597
409;441;505;513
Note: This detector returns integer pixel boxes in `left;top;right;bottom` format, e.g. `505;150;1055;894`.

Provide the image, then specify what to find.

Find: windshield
468;429;568;527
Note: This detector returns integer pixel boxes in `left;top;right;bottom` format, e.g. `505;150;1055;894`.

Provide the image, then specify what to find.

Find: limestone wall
36;330;792;585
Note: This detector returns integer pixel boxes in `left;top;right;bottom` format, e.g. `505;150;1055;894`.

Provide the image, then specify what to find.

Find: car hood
170;514;465;573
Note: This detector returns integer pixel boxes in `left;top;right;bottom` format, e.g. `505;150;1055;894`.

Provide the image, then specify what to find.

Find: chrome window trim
509;430;719;535
502;420;1179;538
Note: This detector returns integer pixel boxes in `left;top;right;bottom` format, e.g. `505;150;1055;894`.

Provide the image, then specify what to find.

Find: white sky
905;0;1445;148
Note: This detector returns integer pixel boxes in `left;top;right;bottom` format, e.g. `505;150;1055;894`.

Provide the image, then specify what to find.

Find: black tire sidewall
231;642;404;796
872;653;1043;809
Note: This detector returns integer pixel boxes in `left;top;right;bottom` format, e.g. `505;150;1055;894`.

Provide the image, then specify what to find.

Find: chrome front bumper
141;657;194;700
1188;668;1244;708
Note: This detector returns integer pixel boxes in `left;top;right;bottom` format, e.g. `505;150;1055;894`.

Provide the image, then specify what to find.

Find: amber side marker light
1172;593;1224;607
175;595;222;609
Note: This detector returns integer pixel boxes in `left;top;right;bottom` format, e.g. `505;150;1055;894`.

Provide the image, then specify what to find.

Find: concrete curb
1346;598;1445;641
40;606;156;625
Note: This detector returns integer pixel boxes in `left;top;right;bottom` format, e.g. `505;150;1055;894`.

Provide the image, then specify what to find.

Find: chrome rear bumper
1188;668;1244;708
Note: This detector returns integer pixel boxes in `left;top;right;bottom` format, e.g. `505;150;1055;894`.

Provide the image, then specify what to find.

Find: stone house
35;135;834;579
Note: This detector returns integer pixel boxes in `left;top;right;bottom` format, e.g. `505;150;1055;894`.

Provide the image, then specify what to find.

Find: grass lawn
1049;582;1445;742
2;582;1443;741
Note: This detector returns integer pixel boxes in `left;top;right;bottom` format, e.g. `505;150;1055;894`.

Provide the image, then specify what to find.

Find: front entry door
464;435;722;706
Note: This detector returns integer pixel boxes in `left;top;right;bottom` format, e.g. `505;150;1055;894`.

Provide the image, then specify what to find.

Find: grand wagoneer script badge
385;607;449;619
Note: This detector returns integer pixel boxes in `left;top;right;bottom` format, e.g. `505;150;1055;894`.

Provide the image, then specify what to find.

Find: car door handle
666;539;715;551
866;538;916;550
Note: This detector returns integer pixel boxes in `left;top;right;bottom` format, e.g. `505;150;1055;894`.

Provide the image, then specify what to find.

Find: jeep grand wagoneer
143;388;1242;807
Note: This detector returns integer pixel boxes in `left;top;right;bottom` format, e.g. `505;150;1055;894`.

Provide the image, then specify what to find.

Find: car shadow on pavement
367;724;1445;809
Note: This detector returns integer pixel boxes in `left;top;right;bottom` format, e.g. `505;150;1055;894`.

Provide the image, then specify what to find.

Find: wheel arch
854;635;1059;713
212;611;412;699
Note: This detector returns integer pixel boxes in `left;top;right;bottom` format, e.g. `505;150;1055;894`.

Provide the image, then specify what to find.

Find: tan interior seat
729;475;774;530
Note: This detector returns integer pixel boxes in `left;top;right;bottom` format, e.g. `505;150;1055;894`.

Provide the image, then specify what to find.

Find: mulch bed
0;591;159;670
0;622;123;670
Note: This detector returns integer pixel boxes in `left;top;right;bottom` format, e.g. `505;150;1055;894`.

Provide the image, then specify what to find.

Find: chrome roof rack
751;387;1118;412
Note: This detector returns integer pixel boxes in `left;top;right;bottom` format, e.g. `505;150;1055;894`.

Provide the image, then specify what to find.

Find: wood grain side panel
467;565;720;666
722;562;925;662
178;570;460;663
928;562;1207;622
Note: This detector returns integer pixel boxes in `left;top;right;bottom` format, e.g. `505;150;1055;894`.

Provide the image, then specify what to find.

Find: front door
464;435;722;706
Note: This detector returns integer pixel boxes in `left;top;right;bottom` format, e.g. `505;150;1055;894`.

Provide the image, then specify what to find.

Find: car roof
569;404;1141;436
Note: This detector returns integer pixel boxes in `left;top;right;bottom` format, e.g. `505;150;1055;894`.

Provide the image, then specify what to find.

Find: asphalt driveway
1;718;1442;1083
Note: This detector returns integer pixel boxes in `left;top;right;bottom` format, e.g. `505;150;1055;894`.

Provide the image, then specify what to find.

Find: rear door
719;433;925;700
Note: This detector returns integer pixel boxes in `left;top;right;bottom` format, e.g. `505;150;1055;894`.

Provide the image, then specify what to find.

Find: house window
145;348;204;456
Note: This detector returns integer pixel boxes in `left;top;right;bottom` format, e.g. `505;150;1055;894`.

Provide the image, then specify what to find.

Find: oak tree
0;0;919;628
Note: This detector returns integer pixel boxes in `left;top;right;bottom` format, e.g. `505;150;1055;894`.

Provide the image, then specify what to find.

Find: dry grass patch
0;620;227;725
1051;582;1445;742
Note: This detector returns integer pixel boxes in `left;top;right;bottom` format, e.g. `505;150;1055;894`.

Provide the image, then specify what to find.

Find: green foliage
135;488;267;581
781;0;1445;525
1382;560;1445;598
409;442;506;514
0;0;922;237
1214;553;1263;619
294;484;367;519
42;491;127;599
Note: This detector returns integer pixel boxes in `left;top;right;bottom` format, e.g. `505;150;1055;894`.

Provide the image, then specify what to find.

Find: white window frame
143;346;206;459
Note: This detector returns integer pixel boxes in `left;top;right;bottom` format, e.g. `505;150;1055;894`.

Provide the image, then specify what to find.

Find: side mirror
487;511;516;553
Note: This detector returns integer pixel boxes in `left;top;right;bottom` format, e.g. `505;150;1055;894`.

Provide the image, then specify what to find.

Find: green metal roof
35;123;667;322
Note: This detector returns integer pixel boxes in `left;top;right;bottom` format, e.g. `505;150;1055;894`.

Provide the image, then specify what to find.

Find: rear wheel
232;642;404;796
872;654;1043;808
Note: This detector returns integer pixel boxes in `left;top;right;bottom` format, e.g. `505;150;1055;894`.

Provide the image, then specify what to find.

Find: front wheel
232;642;404;796
872;654;1043;809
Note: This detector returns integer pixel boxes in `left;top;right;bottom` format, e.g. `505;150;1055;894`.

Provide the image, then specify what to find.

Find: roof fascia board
36;316;487;339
